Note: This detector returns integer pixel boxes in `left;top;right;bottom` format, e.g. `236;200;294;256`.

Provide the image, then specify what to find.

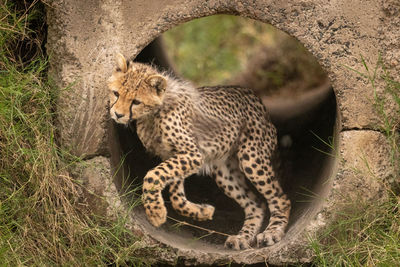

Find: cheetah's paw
224;235;252;250
256;228;285;247
197;204;215;221
145;204;167;227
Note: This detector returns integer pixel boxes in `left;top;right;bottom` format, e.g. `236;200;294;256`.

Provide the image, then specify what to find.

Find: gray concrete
46;0;399;265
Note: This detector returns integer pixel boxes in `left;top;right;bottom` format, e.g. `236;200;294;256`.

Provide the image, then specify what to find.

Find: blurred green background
163;14;327;96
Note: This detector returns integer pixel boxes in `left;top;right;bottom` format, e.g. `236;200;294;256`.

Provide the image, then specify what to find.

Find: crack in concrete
341;127;386;134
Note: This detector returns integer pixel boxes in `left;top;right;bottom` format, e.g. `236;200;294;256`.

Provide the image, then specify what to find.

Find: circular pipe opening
109;15;338;263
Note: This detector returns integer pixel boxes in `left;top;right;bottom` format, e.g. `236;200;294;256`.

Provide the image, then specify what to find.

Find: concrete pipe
46;0;398;265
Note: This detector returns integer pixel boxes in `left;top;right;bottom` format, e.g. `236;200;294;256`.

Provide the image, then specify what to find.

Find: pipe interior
110;30;337;251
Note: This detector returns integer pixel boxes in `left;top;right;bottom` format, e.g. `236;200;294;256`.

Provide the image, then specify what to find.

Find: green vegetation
1;2;398;266
163;14;327;96
0;1;150;265
311;195;400;266
163;15;277;86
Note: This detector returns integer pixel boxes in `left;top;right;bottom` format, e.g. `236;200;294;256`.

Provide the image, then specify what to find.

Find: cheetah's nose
114;112;124;119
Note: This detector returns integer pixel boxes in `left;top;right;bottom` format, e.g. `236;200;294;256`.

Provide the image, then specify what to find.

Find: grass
311;190;400;266
0;1;152;265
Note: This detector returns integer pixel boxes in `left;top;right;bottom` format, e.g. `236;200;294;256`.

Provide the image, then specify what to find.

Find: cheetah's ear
146;75;167;95
115;53;128;73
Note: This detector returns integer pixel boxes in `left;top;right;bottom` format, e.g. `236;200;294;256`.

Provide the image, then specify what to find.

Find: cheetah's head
107;53;167;124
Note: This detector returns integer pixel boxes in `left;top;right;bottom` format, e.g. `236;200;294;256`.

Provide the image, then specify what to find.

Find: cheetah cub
108;53;291;250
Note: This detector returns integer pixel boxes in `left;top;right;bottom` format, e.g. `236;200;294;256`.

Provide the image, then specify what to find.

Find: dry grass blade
167;216;230;237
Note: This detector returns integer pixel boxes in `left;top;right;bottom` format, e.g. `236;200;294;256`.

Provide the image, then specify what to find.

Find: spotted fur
108;53;291;250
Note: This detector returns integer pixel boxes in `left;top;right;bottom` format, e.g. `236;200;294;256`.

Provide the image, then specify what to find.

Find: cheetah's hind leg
168;179;215;221
237;139;291;248
212;160;266;250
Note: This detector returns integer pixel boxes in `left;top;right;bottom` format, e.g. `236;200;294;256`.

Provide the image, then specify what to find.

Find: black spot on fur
244;167;253;174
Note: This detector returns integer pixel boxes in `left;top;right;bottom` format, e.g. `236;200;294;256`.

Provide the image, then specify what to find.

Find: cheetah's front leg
142;151;204;227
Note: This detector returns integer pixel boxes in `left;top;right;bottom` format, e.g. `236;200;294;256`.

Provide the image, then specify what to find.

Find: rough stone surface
46;0;399;158
79;156;123;218
338;130;394;199
46;0;398;265
320;130;394;225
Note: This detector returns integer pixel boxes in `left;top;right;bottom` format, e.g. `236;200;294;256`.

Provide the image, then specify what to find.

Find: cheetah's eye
131;99;141;105
113;91;119;97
